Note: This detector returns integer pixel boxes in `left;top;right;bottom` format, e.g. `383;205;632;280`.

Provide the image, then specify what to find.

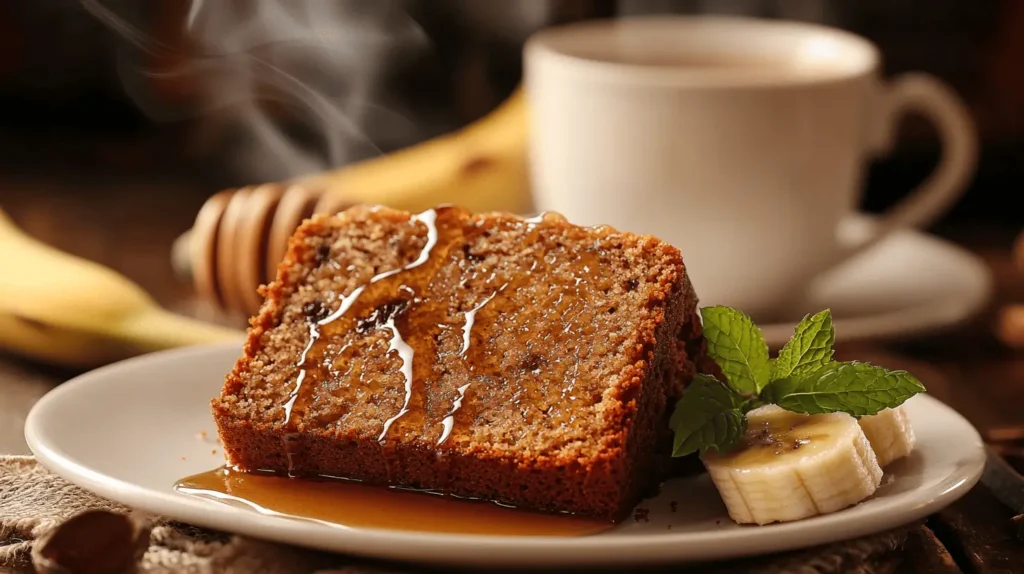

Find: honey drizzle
367;212;466;451
280;207;466;477
458;289;501;358
282;324;318;425
438;383;471;446
276;207;607;480
318;208;442;327
376;314;416;442
434;287;504;446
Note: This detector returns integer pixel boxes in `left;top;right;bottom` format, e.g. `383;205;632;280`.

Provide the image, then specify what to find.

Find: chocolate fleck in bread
213;205;709;520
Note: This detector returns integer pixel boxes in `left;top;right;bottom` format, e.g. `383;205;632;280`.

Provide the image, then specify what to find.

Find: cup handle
834;73;978;262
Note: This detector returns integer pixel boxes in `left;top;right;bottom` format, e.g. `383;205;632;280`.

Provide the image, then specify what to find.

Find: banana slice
858;406;915;467
703;405;883;525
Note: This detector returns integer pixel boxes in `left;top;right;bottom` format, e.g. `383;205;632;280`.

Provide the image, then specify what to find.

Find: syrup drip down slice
272;207;619;484
279;207;463;475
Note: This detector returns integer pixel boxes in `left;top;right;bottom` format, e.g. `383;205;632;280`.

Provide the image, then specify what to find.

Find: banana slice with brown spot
703;405;883;525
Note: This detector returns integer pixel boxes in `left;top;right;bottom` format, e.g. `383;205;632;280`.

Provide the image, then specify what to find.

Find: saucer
759;216;993;347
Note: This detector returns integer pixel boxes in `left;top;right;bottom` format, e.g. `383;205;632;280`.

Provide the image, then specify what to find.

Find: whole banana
299;87;532;215
0;209;241;368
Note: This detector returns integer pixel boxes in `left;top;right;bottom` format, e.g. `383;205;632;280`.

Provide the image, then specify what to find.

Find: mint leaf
701;306;771;394
772;310;835;380
670;374;747;457
763;361;926;417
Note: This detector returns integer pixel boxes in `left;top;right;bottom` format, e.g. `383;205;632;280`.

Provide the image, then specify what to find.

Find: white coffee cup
525;16;977;318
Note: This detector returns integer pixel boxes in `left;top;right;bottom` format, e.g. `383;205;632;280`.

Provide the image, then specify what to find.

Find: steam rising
82;0;429;181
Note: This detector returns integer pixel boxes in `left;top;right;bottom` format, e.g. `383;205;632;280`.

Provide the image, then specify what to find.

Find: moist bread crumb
213;205;709;520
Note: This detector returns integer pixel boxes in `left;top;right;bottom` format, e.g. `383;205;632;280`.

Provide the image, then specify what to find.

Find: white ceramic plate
758;216;992;347
26;342;985;568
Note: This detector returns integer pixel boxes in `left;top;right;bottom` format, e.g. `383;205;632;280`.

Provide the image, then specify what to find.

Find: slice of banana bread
212;205;708;520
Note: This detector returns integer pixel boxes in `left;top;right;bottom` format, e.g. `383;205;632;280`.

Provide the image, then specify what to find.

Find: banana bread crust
213;206;707;520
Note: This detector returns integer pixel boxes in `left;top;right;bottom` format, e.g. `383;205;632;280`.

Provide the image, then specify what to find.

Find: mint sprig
670;374;748;457
763;361;925;417
772;310;835;380
670;307;925;457
701;306;771;394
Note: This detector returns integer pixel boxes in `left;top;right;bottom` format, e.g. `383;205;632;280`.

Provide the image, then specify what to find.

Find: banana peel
0;209;242;368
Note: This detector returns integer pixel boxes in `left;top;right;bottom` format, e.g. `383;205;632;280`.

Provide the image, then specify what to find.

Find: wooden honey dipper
171;87;533;317
172;183;353;318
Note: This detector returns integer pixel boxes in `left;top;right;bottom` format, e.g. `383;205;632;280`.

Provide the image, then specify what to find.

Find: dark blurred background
0;0;1021;226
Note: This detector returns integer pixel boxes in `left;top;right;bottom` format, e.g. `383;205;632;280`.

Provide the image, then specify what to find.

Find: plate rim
25;342;986;567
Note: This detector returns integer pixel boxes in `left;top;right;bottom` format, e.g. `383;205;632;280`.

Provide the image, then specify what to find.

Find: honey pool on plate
175;467;612;537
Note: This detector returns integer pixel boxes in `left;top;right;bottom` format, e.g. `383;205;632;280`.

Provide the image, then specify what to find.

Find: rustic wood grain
903;525;962;573
933;486;1024;573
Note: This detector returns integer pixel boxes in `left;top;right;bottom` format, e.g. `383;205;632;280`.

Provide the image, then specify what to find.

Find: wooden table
2;178;1023;571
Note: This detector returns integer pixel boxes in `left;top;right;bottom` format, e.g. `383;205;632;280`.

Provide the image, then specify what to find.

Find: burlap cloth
1;456;915;573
